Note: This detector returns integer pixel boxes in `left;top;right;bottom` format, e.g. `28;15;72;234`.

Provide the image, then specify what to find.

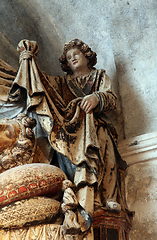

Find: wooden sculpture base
93;209;133;240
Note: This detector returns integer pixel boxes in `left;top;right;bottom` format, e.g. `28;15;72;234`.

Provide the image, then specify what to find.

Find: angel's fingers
80;99;89;109
85;103;94;113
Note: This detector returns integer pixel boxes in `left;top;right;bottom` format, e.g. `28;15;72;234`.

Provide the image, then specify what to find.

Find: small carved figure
0;113;36;172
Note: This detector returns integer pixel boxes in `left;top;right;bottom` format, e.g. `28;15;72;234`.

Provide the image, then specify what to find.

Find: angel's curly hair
59;39;97;74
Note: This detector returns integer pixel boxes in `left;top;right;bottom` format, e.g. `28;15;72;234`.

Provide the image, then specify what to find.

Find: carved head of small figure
0;114;36;173
59;39;97;74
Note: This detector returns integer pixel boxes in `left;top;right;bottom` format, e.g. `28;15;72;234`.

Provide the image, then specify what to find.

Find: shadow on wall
0;0;63;76
115;61;148;139
106;68;125;142
0;34;19;69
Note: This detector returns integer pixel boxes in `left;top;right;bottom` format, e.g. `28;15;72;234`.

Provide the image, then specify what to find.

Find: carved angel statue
0;39;127;239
